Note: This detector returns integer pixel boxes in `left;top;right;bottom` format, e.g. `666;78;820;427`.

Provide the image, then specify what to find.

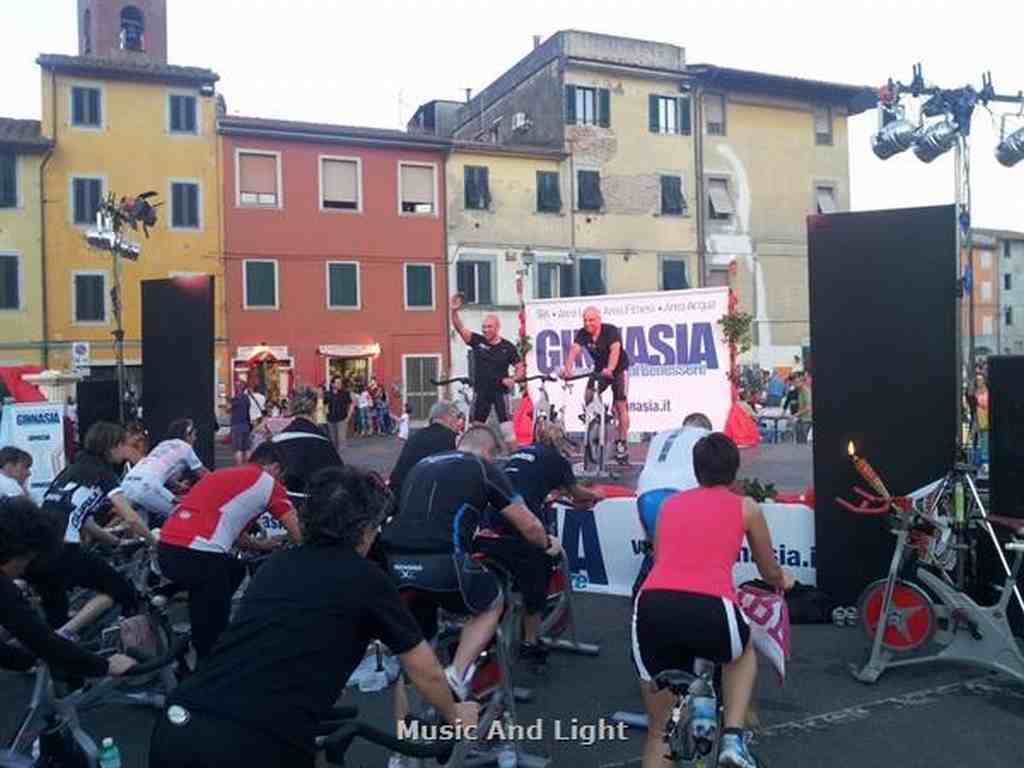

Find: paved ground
5;436;1023;766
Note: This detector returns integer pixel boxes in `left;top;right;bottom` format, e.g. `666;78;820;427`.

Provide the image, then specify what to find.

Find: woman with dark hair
150;465;477;768
632;433;794;768
0;496;137;676
25;422;152;639
121;416;210;525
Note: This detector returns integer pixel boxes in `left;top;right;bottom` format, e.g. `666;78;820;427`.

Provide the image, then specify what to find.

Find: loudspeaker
141;276;215;468
76;380;119;442
809;205;957;605
988;355;1024;520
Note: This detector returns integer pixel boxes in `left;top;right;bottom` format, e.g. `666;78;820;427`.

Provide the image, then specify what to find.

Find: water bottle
98;737;122;768
689;694;717;743
496;711;518;768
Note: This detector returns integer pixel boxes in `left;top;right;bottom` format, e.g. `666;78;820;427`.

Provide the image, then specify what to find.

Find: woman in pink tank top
631;433;794;768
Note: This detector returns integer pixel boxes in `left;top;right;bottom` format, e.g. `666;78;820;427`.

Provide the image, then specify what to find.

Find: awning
318;344;381;358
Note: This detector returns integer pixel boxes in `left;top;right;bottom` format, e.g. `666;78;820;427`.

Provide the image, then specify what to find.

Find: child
398;404;412;442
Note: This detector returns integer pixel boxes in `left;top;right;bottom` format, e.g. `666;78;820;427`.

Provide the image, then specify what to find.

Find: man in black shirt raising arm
0;496;136;678
450;293;524;441
561;305;632;464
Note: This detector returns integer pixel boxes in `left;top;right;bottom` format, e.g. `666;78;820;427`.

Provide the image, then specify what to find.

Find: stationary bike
838;466;1024;685
563;372;621;477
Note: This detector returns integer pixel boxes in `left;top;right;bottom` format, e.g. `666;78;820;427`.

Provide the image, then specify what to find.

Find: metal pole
954;139;965;457
112;252;126;424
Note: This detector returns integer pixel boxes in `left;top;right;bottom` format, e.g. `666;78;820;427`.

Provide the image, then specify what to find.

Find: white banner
0;402;67;503
524;288;732;433
552;497;816;597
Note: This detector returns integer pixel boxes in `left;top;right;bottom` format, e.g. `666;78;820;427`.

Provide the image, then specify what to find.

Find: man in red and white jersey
157;442;302;658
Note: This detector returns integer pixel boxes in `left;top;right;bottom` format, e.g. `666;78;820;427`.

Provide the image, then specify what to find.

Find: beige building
0;119;51;366
417;30;870;367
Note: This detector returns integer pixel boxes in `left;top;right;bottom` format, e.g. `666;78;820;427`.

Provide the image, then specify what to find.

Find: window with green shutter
456;260;493;305
0;255;19;310
72;178;103;225
464;166;491;210
327;262;359;308
579;257;605;296
567;85;604;126
74;273;106;322
71;86;102;127
660;257;689;291
536;171;561;213
0;154;16;208
537;262;576;299
405;264;434;308
171;182;200;228
660;175;685;215
577;170;603;211
244;260;278;308
650;95;691;135
170;94;198;133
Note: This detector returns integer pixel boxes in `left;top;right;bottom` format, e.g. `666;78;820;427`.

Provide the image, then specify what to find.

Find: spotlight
871;118;919;160
85;228;116;252
113;239;141;261
995;125;1024;167
913;120;959;163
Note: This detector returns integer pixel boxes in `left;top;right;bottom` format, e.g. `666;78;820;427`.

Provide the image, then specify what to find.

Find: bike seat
653;669;698;693
986;515;1024;537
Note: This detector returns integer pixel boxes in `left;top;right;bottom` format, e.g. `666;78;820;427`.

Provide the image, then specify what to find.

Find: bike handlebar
431;376;473;386
320;720;455;764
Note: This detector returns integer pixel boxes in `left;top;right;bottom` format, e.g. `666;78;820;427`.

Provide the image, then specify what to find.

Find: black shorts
590;371;629;403
474;536;555;613
471;388;511;423
632;589;750;682
385;552;500;640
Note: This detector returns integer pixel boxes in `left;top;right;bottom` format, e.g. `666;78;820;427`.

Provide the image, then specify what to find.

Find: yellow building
36;0;224;389
0;119;51;366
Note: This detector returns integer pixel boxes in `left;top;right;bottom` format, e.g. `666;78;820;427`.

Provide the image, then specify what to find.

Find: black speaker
141;276;215;468
988;356;1024;520
76;380;120;442
808;205;958;605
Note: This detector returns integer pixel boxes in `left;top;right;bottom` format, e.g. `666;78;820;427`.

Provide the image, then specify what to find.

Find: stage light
913;120;959;163
85;227;116;252
113;239;141;261
871;118;919;160
995;125;1024;167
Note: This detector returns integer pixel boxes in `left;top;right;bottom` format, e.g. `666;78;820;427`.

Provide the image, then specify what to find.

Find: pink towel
737;585;791;684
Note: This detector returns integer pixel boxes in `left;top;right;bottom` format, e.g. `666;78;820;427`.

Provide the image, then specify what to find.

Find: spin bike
432;376;476;424
562;372;622;477
653;662;723;768
315;705;457;766
838;467;1024;685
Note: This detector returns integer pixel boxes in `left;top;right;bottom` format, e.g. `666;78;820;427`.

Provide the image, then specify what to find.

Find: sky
5;0;1023;231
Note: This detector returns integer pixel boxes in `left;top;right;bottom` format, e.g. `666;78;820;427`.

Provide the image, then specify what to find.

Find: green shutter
185;97;197;132
88;89;101;126
0;154;15;207
679;96;692;135
187;184;199;226
649;95;660;133
464;166;478;209
170;96;181;131
565;85;577;124
479;167;491;209
72;89;84;124
172;183;184;227
598;89;611;127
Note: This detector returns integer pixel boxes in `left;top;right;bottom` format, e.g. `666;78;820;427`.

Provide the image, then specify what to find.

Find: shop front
232;345;295;405
318;344;381;390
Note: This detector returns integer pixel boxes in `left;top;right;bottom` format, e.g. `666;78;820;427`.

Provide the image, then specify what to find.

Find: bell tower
77;0;168;64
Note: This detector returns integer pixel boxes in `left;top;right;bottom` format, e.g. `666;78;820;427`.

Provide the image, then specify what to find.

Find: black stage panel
76;380;119;441
809;205;957;604
141;276;215;468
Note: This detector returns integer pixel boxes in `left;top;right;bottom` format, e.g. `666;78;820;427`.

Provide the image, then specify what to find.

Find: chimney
464;88;473;103
533;35;541;50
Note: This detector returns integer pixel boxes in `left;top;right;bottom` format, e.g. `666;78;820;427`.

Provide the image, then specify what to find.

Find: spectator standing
326;377;352;453
398;405;412;442
795;373;813;444
229;380;252;466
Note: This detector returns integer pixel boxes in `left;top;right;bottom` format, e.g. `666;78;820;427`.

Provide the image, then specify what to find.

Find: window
1006;307;1014;326
71;177;103;225
980;251;992;269
649;95;691;135
0;153;15;208
815;185;837;214
536;261;575;299
237;151;280;207
565;86;610;127
983;317;994;335
981;282;992;301
1006;273;1013;291
71;86;102;127
404;355;440;422
660;175;686;215
404;264;434;309
577;170;603;211
120;5;144;51
579;256;605;296
705;93;726;135
0;254;20;310
1005;242;1013;260
707;178;735;221
464;166;491;211
243;260;278;309
327;262;359;309
456;260;493;305
399;163;436;215
660;256;689;291
170;182;200;228
169;94;197;133
321;157;360;211
73;272;106;323
814;105;833;145
536;171;562;213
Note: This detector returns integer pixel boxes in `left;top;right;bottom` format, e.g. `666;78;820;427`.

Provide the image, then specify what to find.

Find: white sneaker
444;664;470;701
387;755;422;768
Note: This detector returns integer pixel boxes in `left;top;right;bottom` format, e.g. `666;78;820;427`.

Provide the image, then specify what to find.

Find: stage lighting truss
995;116;1024;168
82;191;161;262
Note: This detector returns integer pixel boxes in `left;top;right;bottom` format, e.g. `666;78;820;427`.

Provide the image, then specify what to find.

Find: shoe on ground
444;664;470;702
719;732;759;768
518;641;549;668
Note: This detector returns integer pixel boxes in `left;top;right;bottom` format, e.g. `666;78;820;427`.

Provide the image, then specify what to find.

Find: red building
219;117;450;420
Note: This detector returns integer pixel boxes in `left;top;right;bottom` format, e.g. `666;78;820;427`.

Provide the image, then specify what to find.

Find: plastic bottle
496;711;518;768
688;683;718;754
98;737;122;768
